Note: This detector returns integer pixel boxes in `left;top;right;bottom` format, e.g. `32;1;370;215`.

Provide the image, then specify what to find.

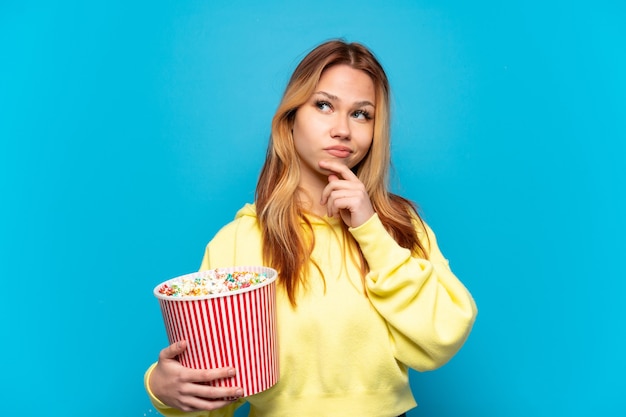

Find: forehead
317;65;375;102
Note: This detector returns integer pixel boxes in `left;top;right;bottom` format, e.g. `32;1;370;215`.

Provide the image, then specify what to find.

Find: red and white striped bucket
154;266;279;397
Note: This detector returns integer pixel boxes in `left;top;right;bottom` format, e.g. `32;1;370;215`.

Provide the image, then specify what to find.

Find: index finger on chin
319;159;355;179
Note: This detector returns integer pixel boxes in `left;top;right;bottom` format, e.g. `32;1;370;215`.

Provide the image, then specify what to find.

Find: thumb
160;340;187;360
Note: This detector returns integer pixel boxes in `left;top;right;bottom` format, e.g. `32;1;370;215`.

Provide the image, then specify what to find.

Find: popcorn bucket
154;266;279;397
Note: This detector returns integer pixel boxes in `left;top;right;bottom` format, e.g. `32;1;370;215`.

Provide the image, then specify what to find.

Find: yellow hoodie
145;204;477;417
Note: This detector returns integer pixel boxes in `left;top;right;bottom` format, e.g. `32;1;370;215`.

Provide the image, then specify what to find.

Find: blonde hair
256;40;427;306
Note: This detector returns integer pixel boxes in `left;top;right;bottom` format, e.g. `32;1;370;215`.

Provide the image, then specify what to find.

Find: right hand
148;340;244;412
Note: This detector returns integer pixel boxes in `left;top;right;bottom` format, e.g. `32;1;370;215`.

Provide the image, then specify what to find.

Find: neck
296;174;328;217
296;188;326;217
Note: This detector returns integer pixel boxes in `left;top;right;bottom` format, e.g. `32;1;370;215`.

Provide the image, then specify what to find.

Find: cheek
293;115;327;149
292;111;312;141
291;120;311;159
355;125;374;150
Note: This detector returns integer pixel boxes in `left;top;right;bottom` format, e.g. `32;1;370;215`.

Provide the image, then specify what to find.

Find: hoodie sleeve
349;213;477;371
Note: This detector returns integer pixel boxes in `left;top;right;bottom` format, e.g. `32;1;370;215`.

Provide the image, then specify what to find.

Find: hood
236;203;341;227
235;203;258;219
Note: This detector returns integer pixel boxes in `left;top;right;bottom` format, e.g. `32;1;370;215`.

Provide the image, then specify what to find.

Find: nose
330;115;350;140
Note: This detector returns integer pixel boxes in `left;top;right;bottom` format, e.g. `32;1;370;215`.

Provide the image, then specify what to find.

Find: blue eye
316;100;332;112
353;110;372;120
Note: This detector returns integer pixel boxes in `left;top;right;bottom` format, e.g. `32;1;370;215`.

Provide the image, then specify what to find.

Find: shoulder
203;203;263;268
211;203;260;241
407;211;438;255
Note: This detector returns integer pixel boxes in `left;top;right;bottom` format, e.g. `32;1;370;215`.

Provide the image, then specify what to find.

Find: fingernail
236;389;243;396
228;368;236;377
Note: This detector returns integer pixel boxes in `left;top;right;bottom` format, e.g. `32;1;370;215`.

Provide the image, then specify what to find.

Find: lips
324;146;352;158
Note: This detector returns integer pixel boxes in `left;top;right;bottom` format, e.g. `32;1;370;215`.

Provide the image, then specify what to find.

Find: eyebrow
314;91;375;108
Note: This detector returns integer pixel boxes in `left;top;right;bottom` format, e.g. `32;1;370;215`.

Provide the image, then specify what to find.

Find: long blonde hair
256;40;427;306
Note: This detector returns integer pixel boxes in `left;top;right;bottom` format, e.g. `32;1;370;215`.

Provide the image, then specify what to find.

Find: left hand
319;159;375;228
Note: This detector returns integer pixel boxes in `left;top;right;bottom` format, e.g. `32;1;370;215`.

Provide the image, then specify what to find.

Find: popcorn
157;268;270;297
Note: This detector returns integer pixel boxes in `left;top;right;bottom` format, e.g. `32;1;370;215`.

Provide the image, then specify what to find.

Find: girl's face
292;64;375;189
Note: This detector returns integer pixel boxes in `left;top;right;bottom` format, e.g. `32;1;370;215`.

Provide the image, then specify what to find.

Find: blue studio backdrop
1;1;624;416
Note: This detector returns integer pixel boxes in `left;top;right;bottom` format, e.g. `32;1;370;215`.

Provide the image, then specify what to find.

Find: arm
350;214;477;371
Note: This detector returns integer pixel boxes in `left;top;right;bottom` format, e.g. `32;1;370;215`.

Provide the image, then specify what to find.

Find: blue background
1;1;624;416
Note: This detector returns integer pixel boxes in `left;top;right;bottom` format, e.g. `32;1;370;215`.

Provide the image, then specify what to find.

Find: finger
181;395;241;413
200;366;238;383
181;368;243;406
159;340;188;361
188;381;244;401
325;193;348;219
320;174;340;206
319;159;357;180
322;179;361;207
322;182;343;217
176;365;238;386
324;186;356;214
